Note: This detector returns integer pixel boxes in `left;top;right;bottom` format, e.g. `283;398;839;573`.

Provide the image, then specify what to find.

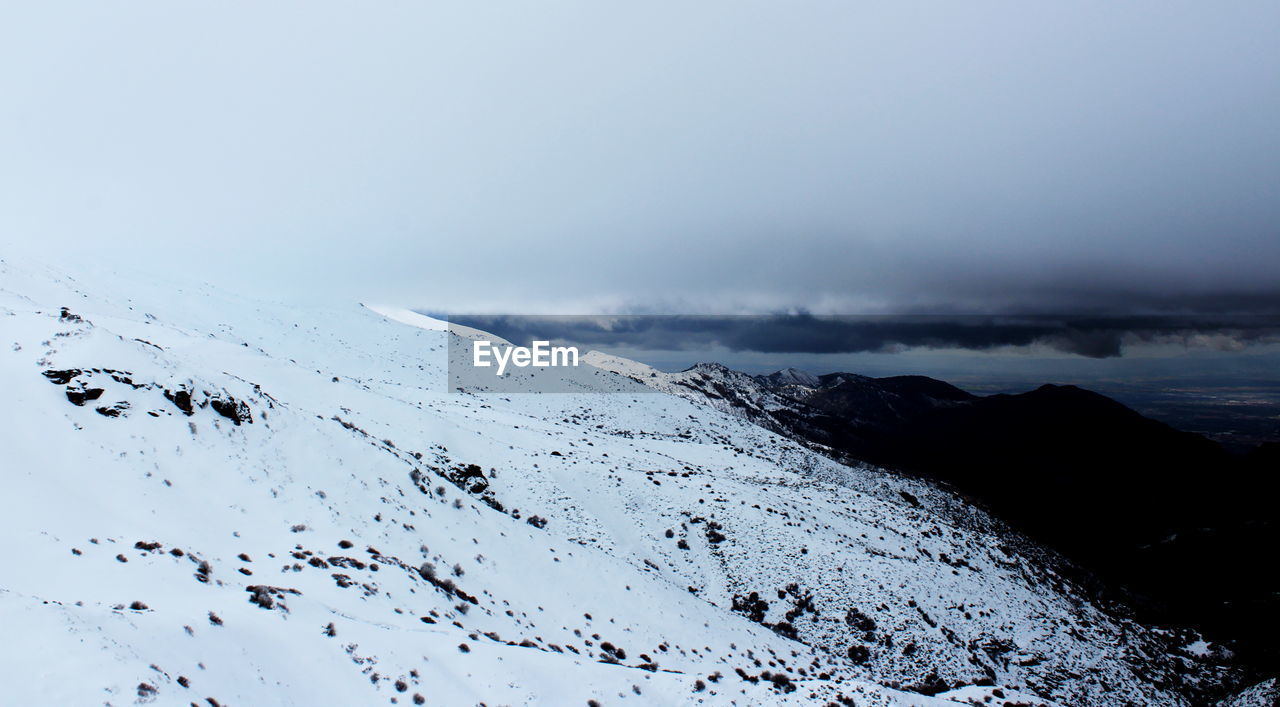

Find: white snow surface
0;257;1230;706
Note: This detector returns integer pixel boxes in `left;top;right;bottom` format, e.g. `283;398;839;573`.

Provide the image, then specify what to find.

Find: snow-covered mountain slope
0;257;1236;705
579;357;852;462
579;357;803;423
757;369;822;390
577;359;969;461
589;355;1280;690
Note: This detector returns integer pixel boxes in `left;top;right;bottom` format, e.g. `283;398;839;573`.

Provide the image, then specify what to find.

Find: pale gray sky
3;2;1278;313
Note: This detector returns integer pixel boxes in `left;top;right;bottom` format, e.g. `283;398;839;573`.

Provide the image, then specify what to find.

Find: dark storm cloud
446;315;1280;359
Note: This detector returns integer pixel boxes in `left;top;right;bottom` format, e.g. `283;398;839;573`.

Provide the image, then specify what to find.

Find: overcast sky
2;2;1278;314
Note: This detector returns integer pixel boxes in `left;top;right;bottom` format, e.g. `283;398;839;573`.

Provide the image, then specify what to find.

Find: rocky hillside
0;257;1241;705
587;354;1279;690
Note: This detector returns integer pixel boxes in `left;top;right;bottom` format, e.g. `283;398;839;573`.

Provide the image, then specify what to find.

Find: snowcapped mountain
757;369;823;390
0;256;1246;706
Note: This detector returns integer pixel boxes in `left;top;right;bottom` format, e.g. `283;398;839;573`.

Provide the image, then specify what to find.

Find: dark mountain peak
871;375;976;402
817;372;873;387
1031;382;1086;394
1013;383;1142;417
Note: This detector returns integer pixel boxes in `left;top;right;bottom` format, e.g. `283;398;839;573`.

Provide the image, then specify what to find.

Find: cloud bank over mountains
446;314;1280;360
2;2;1278;315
